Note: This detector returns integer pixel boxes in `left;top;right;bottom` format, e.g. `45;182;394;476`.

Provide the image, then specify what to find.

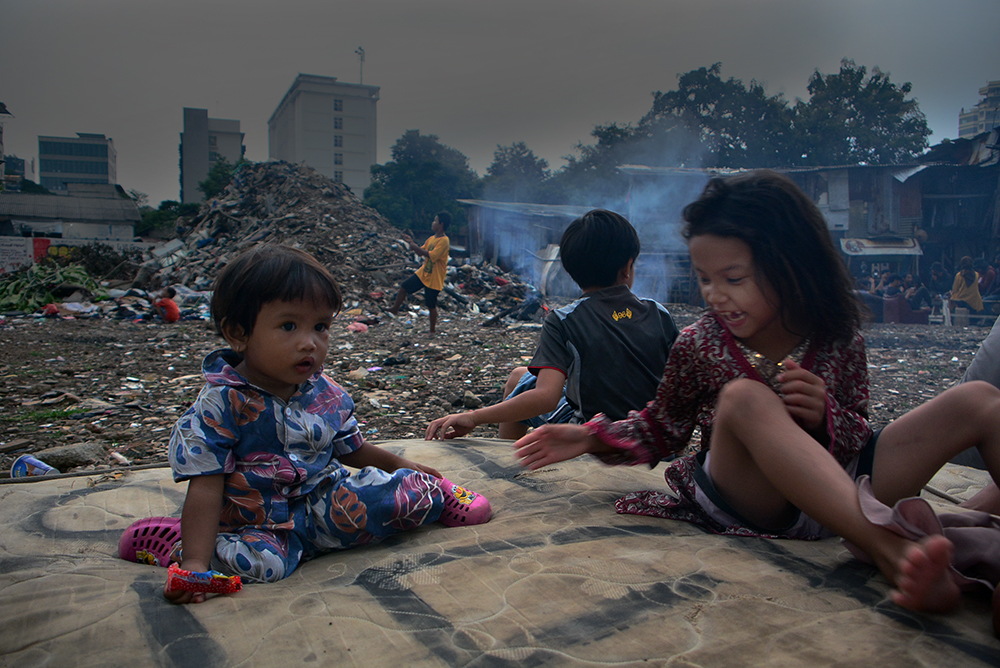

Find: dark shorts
694;428;880;539
400;273;439;308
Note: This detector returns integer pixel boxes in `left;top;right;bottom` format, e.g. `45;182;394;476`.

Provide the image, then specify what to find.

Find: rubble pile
142;161;538;320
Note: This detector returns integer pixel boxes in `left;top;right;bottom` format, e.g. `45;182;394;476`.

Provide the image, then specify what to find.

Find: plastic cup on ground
11;454;60;477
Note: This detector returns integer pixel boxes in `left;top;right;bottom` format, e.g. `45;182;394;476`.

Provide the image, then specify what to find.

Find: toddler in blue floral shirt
119;244;491;604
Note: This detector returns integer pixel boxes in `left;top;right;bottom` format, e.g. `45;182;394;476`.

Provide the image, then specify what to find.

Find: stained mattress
0;439;997;667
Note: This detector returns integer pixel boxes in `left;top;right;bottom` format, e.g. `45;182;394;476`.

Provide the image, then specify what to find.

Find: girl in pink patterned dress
514;170;1000;618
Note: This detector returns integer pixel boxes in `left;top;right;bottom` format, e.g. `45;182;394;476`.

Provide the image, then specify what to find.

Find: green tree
198;157;247;200
794;59;931;165
539;115;704;206
363;130;481;231
136;200;201;236
643;63;799;168
482;142;550;202
127;188;149;208
18;179;52;195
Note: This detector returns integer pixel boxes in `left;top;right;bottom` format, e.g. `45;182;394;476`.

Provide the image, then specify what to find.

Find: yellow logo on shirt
612;308;633;321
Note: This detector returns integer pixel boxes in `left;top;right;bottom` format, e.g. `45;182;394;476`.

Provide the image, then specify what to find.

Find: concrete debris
131;160;544;324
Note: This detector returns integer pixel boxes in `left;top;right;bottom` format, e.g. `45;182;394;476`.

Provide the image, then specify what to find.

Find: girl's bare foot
889;535;961;613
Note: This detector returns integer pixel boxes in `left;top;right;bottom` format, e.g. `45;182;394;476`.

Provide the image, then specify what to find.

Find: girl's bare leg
708;379;959;612
870;381;1000;506
961;482;1000;514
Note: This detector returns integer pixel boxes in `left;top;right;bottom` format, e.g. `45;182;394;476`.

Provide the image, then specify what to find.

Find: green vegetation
362;60;932;220
136;200;200;236
0;262;106;312
363;130;481;232
199;157;248;200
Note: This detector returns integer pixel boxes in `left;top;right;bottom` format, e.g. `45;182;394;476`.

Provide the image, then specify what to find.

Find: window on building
334;171;343;182
209;151;219;161
334;135;343;147
334;99;343;112
334;153;343;165
209;136;218;146
334;117;343;130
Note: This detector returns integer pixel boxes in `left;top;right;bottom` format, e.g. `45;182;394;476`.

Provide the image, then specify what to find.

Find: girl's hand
513;424;599;470
776;359;827;432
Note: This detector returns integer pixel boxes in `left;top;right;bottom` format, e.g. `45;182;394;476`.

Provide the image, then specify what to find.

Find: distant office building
268;74;379;195
959;80;1000;138
179;108;246;204
38;133;116;194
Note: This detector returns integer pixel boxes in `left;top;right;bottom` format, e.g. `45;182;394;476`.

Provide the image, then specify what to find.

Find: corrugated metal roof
457;199;595;218
0;193;140;223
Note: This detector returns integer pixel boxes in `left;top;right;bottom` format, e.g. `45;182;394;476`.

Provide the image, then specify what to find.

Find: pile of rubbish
133;161;544;322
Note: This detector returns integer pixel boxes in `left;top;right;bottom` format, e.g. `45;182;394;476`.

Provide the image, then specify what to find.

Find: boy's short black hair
435;211;452;230
210;245;343;338
163;287;176;298
559;209;640;289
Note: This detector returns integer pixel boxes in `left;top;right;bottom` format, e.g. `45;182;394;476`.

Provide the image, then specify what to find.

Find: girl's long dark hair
682;170;863;344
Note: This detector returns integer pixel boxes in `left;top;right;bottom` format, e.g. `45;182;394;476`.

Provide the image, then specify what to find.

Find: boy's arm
403;233;431;257
426;368;565;440
164;474;224;605
339;441;442;478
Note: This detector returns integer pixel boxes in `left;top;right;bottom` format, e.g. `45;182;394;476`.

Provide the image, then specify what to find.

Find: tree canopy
363;130;481;231
198;157;247;200
643;60;930;168
363;61;931;215
794;59;931;165
482;142;550;203
643;63;799;168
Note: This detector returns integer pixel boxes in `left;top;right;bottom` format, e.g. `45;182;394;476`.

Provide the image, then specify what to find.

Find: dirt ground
0;303;993;477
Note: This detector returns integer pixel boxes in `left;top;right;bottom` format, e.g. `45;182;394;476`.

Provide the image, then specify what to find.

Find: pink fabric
845;476;999;593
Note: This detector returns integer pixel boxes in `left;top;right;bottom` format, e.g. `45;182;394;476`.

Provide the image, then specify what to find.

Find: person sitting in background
975;258;995;298
875;273;904;297
153;287;181;323
928;262;952;298
948;256;983;314
901;272;933;310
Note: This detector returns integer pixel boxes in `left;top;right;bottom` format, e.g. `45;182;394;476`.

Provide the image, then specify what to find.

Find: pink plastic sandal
438;479;492;527
119;517;181;567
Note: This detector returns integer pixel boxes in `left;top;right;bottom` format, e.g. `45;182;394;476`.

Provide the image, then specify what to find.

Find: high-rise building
38;133;116;193
268;74;379;195
179;108;246;204
959;80;1000;138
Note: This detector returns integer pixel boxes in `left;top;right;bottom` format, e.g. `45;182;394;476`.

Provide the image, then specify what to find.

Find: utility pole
355;47;365;84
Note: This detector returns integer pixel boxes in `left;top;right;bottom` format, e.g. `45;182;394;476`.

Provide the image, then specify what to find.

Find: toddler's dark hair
163;287;176;299
435;211;452;231
682;170;863;343
211;245;342;338
560;209;640;289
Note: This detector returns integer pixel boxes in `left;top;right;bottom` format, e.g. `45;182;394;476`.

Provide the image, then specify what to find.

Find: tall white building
268;74;379;195
38;133;116;194
179;108;246;203
959;80;1000;138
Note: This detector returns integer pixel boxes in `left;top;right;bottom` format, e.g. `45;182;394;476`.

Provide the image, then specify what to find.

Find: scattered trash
11;454;60;477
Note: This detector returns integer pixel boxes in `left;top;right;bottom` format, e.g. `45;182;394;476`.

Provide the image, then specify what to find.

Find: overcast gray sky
2;0;998;206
